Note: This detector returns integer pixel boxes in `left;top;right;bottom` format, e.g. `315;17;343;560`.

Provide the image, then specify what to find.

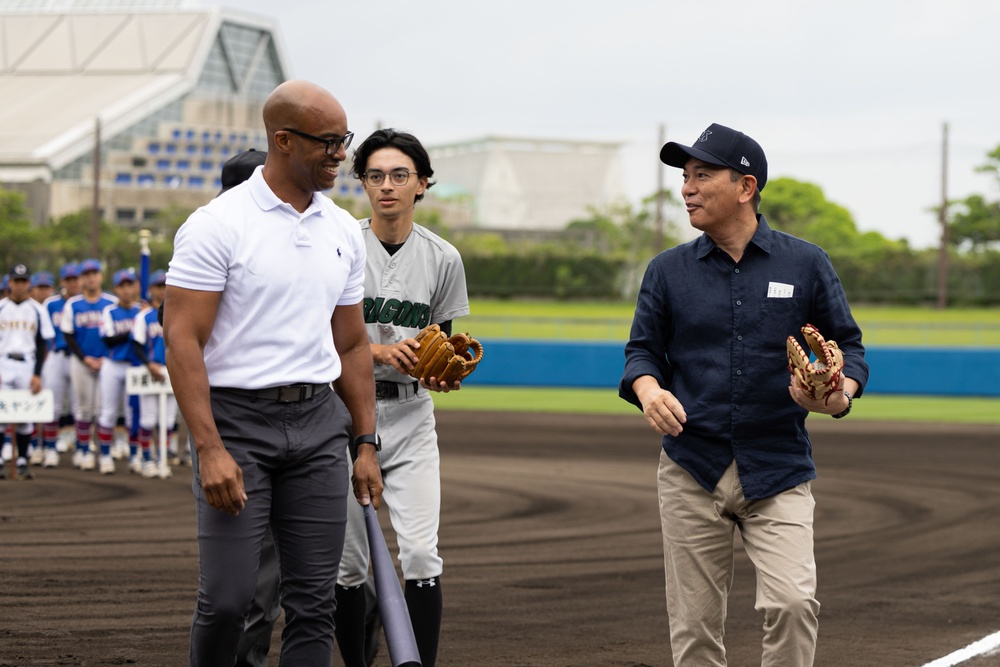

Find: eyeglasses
362;169;418;187
281;128;354;156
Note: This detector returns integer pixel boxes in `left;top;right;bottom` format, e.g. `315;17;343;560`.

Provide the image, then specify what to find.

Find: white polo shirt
166;166;366;389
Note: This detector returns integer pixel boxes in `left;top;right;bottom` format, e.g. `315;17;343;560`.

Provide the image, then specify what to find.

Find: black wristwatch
831;391;853;419
352;433;381;453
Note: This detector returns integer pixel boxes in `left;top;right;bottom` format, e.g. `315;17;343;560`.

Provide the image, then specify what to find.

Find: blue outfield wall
472;339;1000;397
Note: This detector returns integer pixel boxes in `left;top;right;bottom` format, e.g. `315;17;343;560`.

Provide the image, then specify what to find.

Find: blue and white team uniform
132;305;178;476
61;290;117;468
96;300;141;474
40;290;77;461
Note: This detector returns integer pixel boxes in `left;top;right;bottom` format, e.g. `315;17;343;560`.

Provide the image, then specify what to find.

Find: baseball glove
786;323;844;404
408;324;484;385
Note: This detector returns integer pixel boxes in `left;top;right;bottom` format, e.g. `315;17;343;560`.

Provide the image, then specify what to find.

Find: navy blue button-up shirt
619;215;869;500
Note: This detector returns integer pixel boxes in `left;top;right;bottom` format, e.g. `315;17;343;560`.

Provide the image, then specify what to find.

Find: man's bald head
263;80;345;150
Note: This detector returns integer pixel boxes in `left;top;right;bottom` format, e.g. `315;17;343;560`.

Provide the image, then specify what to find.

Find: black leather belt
6;353;26;361
215;383;330;403
375;381;418;399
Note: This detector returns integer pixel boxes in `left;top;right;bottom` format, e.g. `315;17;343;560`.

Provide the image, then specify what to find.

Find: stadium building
0;0;363;229
428;136;626;230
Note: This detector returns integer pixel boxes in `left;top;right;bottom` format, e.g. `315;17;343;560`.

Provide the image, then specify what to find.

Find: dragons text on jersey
364;297;432;329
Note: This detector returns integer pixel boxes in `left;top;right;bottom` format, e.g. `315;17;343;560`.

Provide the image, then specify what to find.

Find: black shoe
15;462;34;480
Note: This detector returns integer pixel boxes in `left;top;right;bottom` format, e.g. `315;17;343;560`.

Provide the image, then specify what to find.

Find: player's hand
351;445;383;509
148;362;165;383
84;356;102;372
634;378;686;437
373;339;421;375
419;376;461;393
789;374;851;415
29;374;42;394
196;444;246;516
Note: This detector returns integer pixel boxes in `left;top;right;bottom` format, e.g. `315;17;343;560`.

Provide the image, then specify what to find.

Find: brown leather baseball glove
408;324;484;385
786;323;844;403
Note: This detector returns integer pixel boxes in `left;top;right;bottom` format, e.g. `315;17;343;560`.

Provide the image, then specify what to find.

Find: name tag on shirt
767;282;795;298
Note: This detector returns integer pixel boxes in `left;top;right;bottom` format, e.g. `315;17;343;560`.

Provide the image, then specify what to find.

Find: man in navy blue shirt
620;123;868;667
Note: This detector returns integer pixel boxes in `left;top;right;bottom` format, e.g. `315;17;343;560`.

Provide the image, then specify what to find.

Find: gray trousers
189;386;351;667
235;525;282;667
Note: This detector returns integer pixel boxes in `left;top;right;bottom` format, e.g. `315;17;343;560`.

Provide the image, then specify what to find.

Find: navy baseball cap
31;271;55;288
80;258;102;273
113;268;137;286
9;263;30;281
220;148;267;194
660;123;768;191
61;262;80;279
150;269;167;286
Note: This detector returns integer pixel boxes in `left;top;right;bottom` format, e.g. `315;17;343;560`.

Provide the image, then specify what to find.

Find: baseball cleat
99;455;115;475
43;449;60;468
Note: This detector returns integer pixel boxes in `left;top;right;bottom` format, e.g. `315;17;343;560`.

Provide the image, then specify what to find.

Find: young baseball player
0;263;56;480
39;262;82;465
22;271;56;465
93;268;142;475
331;129;470;667
61;259;117;471
131;277;177;477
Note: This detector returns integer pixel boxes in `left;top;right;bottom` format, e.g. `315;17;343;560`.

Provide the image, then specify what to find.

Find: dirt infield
2;412;999;666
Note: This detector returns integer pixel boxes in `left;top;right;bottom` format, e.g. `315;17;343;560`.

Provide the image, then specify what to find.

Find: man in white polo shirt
164;79;382;666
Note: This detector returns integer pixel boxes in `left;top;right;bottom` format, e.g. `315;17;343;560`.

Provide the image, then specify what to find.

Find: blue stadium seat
165;144;177;154
148;142;160;154
200;160;214;171
189;176;205;187
176;159;190;170
171;129;181;140
137;174;155;186
115;173;133;184
156;159;170;170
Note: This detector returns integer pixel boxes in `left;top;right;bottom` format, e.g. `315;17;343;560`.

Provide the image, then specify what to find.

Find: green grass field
465;300;1000;346
433;387;1000;425
454;300;1000;424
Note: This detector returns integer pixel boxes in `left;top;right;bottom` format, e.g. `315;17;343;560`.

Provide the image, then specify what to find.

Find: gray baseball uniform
337;218;470;587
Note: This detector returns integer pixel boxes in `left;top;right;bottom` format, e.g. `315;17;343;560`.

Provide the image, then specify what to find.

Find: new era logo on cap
659;123;768;191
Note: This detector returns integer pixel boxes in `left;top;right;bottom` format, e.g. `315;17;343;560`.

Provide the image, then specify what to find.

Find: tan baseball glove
408;324;484;385
786;323;844;403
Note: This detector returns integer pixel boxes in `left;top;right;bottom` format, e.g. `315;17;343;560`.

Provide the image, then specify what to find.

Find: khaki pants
657;451;819;667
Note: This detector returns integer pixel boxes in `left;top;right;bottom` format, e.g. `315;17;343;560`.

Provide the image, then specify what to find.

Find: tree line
3;145;999;305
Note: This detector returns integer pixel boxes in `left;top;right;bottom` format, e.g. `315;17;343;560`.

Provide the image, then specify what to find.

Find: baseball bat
363;503;421;667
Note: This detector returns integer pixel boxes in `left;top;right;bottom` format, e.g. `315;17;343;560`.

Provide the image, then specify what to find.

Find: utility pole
91;117;102;258
935;122;949;309
655;123;665;250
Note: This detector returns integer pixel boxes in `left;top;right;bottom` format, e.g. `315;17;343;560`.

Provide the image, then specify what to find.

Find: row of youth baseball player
0;260;179;480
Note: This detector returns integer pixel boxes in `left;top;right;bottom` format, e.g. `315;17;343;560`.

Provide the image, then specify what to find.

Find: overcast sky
228;0;1000;249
